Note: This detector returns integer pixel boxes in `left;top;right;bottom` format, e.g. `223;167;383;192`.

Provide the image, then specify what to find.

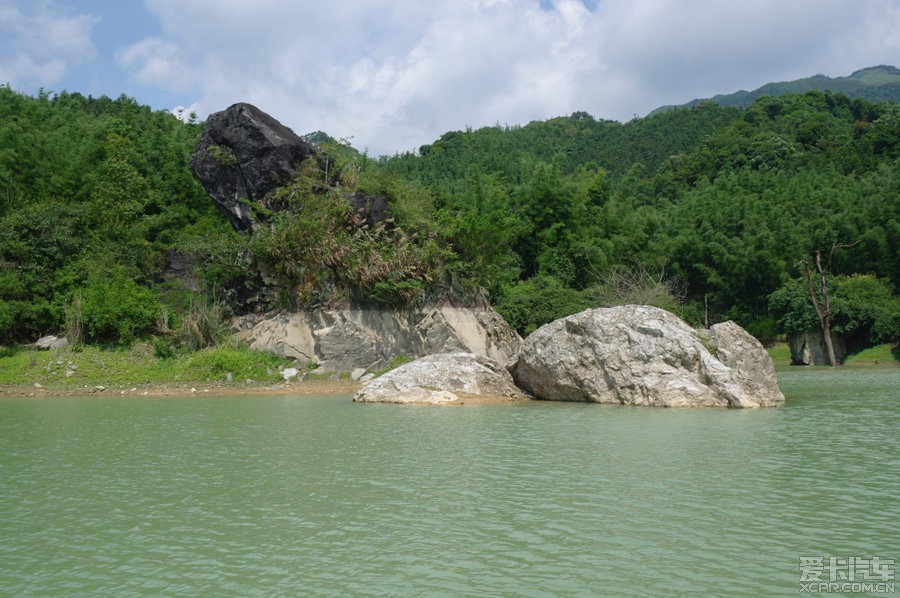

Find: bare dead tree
796;240;859;366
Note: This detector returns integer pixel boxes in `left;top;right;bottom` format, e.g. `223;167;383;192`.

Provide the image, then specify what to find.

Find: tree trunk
798;241;858;367
801;250;838;366
820;316;838;367
815;250;838;366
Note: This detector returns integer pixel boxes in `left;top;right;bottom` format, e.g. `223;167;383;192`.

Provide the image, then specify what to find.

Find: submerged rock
354;352;527;404
511;305;784;408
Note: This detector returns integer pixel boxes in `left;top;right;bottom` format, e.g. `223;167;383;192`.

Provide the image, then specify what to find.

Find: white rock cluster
511;305;784;408
354;352;526;405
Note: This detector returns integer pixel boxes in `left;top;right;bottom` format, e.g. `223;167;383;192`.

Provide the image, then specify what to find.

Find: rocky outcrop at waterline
510;305;785;408
187;105;784;408
233;300;522;371
354;352;527;404
188;103;521;370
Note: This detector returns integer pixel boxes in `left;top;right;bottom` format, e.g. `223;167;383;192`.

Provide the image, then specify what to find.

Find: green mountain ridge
649;65;900;116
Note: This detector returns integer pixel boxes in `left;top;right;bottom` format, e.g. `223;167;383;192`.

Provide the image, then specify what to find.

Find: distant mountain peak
848;64;900;82
650;65;900;116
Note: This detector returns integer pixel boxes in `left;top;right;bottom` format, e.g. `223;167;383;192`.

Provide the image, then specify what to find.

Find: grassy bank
766;343;793;366
767;342;900;367
844;343;900;365
0;343;307;394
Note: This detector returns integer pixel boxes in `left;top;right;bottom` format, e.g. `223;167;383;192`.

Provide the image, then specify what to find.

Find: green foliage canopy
0;84;897;351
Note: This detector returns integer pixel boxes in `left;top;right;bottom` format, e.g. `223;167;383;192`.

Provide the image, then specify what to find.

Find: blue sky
2;0;899;156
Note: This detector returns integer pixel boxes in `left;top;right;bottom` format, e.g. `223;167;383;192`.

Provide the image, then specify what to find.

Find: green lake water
1;368;897;596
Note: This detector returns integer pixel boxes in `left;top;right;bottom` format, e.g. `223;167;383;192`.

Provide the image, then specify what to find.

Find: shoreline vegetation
1;342;896;399
0;343;357;398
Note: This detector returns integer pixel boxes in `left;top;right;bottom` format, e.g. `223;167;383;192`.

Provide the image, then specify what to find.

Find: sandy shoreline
0;379;364;399
1;380;534;405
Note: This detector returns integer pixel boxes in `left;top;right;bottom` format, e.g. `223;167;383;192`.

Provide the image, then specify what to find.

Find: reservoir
1;368;897;596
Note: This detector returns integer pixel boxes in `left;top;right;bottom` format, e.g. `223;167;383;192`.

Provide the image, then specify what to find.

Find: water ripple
1;369;897;596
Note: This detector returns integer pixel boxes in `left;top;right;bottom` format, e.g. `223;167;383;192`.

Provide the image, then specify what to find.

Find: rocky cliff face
233;300;522;371
189;103;520;367
511;305;784;408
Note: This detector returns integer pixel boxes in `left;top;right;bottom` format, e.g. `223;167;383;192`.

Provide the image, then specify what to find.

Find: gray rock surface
706;321;782;395
787;330;847;365
280;367;300;381
34;335;68;350
234;300;521;371
354;352;527;404
511;305;785;408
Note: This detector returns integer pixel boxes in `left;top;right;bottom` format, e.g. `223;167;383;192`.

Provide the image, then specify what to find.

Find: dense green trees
380;90;899;342
0;86;221;343
0;85;897;351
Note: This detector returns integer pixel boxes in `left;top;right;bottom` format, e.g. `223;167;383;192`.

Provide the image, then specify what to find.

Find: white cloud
171;102;202;123
137;0;612;154
0;53;66;89
0;2;97;88
115;37;192;91
583;0;900;115
833;2;900;71
85;0;900;155
3;0;898;155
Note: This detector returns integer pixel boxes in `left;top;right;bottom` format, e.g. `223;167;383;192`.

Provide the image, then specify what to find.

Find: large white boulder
354;352;528;405
511;305;785;408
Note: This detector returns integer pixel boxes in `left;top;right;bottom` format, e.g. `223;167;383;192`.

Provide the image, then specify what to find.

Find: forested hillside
378;90;900;344
0;87;226;343
0;84;897;351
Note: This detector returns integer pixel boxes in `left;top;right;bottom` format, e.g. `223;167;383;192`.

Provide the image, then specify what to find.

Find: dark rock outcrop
347;191;391;229
189;103;324;232
190;103;393;235
161;250;201;293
